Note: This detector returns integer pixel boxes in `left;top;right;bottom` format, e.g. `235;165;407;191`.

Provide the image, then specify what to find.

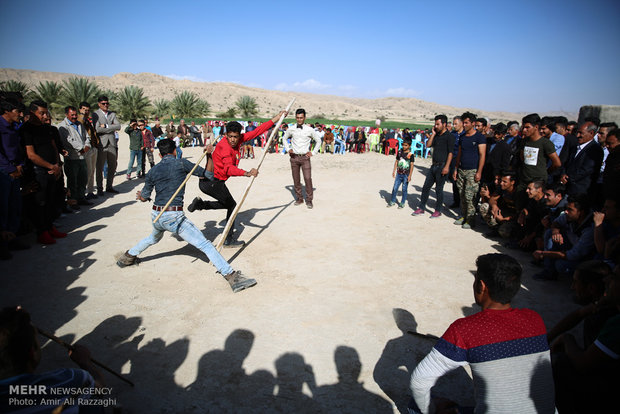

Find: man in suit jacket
78;101;100;200
561;122;604;197
91;96;121;194
58;106;91;206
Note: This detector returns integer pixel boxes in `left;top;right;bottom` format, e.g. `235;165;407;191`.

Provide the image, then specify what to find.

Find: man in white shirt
282;109;322;209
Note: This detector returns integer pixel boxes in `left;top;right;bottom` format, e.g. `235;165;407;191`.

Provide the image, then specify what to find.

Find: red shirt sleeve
241;120;274;143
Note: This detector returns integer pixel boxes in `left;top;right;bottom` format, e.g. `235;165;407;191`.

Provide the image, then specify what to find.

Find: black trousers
198;179;236;237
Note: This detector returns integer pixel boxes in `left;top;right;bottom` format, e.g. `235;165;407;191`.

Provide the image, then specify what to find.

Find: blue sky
2;0;619;113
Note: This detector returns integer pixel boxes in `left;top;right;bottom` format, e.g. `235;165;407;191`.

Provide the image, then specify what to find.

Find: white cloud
276;78;333;92
384;87;421;98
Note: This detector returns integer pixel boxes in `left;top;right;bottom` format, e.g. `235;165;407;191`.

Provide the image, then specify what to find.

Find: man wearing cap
282;108;322;209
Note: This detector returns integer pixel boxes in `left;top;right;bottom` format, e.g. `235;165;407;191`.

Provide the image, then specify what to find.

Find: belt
152;205;183;212
293;153;308;157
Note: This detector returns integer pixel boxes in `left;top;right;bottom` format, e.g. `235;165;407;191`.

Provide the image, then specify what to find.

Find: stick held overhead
216;98;296;251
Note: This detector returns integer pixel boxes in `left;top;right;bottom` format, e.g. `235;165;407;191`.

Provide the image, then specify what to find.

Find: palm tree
59;77;101;109
171;91;209;118
153;99;171;119
0;80;34;102
216;107;237;119
34;81;62;118
235;95;259;118
114;86;151;121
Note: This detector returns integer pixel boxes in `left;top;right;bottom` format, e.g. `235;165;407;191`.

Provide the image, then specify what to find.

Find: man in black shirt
412;115;455;218
19;101;67;244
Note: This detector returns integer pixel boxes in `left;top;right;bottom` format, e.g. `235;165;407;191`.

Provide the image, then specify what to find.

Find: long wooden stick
152;150;209;223
37;328;135;387
216;98;296;251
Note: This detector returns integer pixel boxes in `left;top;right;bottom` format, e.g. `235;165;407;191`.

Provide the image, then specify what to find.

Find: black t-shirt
497;188;518;219
431;131;455;164
19;122;58;167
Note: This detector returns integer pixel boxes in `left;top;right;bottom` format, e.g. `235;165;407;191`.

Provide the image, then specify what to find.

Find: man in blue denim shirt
117;139;256;293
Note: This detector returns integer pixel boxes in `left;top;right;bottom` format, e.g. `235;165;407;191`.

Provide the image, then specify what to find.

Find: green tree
34;81;62;118
153;99;171;119
216;107;237;118
59;77;102;109
114;86;151;121
0;80;34;102
235;95;258;118
171;91;209;118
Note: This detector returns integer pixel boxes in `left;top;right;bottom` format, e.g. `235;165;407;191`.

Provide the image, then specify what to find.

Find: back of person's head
157;138;176;156
226;121;242;134
475;253;522;304
493;122;507;136
0;307;37;376
434;114;448;124
567;193;590;213
522;113;541;126
461;111;477;123
584;116;601;128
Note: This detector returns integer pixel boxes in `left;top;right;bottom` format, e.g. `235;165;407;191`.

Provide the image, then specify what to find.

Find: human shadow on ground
284;184;317;201
373;308;474;414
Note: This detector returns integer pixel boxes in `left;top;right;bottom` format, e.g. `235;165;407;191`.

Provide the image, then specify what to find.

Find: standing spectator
561;122;604;198
140;119;155;174
0;97;26;259
92;96;121;194
387;138;413;209
174;131;183;159
518;113;561;208
58;106;91;207
77;102;100;200
448;116;464;208
452;112;486;229
555;117;578;171
482;122;511;187
124;119;143;180
602;128;620;198
504;121;522;170
413;114;454;217
409;253;555;414
281;109;322;209
19;101;66;244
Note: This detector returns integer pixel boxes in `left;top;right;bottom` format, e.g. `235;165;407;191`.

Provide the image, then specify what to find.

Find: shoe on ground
533;271;557;281
453;217;464;225
97;187;105;196
306;201;313;209
187;197;203;213
224;271;257;293
462;222;471;230
387;202;395;207
85;193;97;200
294;199;304;206
38;231;56;245
8;239;30;250
126;174;132;180
77;199;93;206
223;238;246;248
412;208;424;215
106;187;119;194
50;226;67;238
430;211;441;218
117;250;139;268
398;203;405;209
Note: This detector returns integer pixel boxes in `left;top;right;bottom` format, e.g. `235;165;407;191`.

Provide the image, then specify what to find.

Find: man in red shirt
188;111;286;247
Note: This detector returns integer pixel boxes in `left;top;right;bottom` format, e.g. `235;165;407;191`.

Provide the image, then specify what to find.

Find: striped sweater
410;308;556;414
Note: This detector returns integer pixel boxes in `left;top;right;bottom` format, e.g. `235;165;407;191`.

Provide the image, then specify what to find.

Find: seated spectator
334;127;346;154
189;121;203;146
480;171;518;238
593;196;620;257
550;261;620;414
165;120;176;138
321;127;334;153
0;306;105;413
533;194;595;280
547;260;615;348
516;180;547;250
409;253;555;414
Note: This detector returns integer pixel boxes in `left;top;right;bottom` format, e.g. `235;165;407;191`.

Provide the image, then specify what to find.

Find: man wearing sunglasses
92;96;121;194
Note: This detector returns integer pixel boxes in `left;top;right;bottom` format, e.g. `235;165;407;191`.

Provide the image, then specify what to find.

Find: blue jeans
391;173;408;204
127;150;143;175
542;228;578;276
176;146;183;159
129;210;233;275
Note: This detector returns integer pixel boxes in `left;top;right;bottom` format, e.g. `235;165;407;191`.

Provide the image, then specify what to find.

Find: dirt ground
1;145;577;413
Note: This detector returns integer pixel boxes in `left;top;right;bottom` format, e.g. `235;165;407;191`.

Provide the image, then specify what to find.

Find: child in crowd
388;138;414;209
174;131;183;159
